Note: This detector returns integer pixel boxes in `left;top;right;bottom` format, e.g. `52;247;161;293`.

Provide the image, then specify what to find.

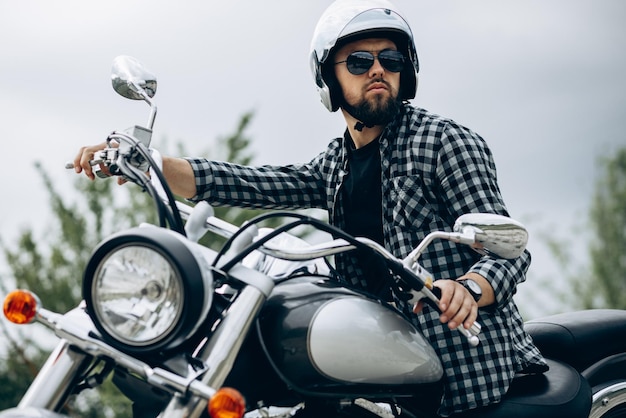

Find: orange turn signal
3;290;39;324
208;387;246;418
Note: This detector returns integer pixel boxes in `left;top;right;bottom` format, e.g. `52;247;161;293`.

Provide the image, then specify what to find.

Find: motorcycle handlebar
68;145;481;346
177;201;482;346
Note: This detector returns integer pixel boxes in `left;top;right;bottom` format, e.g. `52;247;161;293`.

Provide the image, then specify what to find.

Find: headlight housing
83;226;213;355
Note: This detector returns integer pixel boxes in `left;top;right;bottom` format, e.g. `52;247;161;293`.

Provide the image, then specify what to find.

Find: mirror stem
146;100;158;131
128;80;158;130
402;228;477;267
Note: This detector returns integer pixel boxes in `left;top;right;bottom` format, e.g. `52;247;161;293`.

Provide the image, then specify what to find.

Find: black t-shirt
343;137;383;244
342;136;390;299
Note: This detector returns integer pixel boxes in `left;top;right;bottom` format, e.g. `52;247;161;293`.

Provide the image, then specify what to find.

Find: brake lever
65;159;108;178
65;146;116;170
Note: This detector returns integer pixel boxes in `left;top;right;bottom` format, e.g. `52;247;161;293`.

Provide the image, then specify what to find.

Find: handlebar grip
65;161;110;178
65;159;103;170
417;283;481;346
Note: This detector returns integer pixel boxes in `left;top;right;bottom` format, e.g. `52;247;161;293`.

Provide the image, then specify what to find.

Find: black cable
212;211;318;267
134;142;186;235
214;211;383;274
117;158;170;229
217;217;309;272
108;132;186;235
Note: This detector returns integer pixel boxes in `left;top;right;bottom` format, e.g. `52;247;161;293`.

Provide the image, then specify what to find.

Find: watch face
461;279;482;301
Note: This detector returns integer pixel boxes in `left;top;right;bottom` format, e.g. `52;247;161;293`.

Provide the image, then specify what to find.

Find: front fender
0;408;69;418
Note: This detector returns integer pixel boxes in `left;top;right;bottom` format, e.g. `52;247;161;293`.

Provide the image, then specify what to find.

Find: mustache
367;78;391;89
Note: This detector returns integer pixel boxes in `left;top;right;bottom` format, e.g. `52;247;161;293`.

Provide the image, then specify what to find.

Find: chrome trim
226;264;275;297
590;381;626;418
157;285;268;417
34;306;216;401
18;340;90;410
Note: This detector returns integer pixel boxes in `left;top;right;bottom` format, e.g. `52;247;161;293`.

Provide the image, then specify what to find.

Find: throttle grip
415;283;481;346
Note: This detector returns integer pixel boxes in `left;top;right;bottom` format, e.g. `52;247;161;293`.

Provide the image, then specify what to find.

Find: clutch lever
65;148;118;178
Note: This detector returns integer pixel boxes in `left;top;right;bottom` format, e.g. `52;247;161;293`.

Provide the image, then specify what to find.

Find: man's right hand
73;142;119;182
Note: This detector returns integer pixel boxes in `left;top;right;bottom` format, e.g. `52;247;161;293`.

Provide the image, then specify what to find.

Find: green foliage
533;147;626;313
576;148;626;309
0;318;50;409
0;110;291;415
0;162;155;416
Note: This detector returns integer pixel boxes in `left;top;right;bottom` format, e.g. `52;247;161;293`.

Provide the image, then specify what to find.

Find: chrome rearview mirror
403;213;528;267
453;213;528;259
111;55;158;131
111;55;157;101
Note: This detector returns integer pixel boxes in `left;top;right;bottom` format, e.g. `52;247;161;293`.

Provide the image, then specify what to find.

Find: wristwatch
457;278;482;302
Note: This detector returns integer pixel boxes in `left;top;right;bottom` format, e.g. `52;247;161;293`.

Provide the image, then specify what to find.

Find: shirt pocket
389;176;434;232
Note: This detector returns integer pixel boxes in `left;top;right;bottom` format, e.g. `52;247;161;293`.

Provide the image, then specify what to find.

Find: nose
369;56;386;76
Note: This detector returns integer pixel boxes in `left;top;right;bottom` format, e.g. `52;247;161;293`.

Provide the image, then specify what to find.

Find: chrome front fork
18;339;91;411
158;284;268;418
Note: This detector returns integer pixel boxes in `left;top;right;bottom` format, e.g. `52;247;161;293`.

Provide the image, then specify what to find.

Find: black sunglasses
335;50;406;75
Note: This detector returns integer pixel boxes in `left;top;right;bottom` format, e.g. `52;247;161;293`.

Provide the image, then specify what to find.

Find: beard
341;86;402;128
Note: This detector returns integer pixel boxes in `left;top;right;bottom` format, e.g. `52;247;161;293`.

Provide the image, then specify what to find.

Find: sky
1;1;625;318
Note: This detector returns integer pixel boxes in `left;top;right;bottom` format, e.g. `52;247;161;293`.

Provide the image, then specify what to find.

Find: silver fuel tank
256;277;443;397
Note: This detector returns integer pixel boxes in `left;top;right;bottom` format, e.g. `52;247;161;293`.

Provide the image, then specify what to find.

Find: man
74;0;547;416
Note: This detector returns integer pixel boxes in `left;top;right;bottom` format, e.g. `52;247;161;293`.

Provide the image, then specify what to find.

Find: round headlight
83;226;213;354
92;245;184;346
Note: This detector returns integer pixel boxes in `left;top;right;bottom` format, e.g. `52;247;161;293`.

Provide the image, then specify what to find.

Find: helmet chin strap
354;120;375;132
344;104;375;132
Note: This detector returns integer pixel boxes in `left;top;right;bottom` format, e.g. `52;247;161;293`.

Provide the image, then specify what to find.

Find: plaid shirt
187;104;547;416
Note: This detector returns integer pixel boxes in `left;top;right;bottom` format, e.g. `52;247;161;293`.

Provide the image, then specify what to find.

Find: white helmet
310;0;419;112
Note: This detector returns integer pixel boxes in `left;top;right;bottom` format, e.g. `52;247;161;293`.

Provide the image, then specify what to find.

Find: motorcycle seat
525;309;626;372
455;358;591;418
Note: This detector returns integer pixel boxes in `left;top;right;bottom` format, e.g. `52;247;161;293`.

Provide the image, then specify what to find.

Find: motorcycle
2;55;626;418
